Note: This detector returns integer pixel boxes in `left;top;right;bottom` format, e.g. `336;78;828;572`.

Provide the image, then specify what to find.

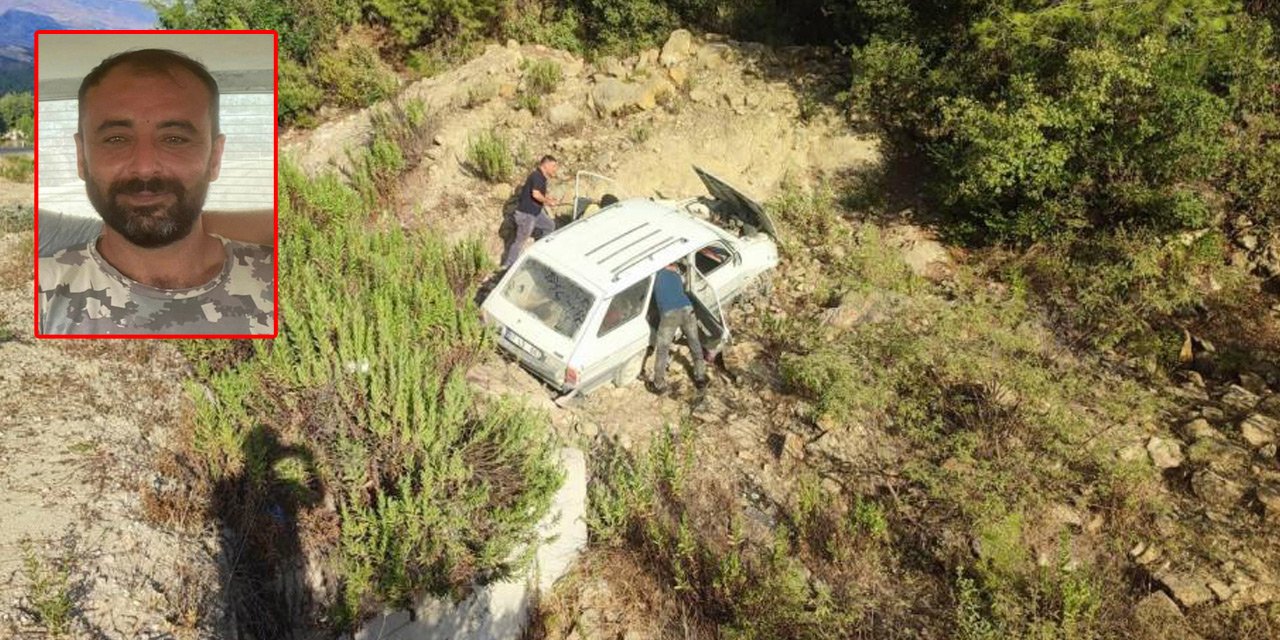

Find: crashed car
481;166;779;396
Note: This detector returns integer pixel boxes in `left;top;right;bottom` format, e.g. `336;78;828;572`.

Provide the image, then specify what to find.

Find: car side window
695;242;731;276
598;276;651;337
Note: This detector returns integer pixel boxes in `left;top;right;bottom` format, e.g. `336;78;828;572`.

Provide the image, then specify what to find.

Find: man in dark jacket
648;262;709;394
501;155;559;269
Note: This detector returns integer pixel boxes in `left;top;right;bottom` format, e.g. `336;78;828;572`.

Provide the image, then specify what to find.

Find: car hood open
694;166;779;239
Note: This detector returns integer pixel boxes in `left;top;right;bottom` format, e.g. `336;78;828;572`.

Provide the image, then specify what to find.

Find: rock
1147;436;1185;469
638;76;675;110
1239;371;1269;395
432;134;445;146
597;56;627;78
1240;413;1277;448
1262;443;1278;458
1157;570;1216;609
1191;470;1245;509
1260;394;1280;418
589;77;644;117
667;63;689;88
546;102;584;129
660;29;694;67
1239;234;1259;251
1186;437;1251;476
1200;406;1226;422
1259;485;1280;522
1221;384;1260;412
1179;370;1205;388
497;82;518;99
578;421;599;438
885;224;952;278
689;87;714;104
1209;580;1234;601
1179;418;1216;441
635;48;659;72
1134;591;1205;640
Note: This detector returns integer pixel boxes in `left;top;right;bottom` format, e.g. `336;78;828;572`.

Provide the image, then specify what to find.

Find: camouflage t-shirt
39;235;274;335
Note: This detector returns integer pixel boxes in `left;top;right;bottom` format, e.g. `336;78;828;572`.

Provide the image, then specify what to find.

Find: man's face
542;160;559;179
76;64;224;248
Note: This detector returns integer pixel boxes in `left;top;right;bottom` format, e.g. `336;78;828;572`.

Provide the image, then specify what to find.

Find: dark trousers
653;306;705;387
502;209;555;268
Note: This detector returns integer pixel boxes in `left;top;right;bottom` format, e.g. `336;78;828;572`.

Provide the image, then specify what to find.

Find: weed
20;539;76;637
159;157;561;632
521;58;562;97
0;154;33;182
516;92;543;115
466;129;514;183
465;81;498;108
629;123;652;144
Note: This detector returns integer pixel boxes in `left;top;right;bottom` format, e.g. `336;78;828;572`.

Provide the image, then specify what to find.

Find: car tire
613;351;645;388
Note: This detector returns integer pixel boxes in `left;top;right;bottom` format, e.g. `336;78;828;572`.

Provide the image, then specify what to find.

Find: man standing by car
648;262;709;395
501;155;559;269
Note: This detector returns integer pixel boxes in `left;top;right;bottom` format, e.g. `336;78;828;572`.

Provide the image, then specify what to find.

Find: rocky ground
0;218;226;637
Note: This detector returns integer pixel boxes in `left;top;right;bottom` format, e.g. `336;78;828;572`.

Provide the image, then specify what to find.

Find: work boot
693;375;709;390
646;380;668;395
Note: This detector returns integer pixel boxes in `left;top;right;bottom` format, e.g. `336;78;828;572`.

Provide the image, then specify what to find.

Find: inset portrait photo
35;31;277;337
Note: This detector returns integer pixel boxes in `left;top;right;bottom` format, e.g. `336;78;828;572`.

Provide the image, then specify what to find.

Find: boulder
667;63;689;88
1191;469;1245;509
1186;437;1251;476
546;102;584;129
1179;418;1216;441
1239;371;1269;395
1239;413;1277;448
638;76;676;110
1259;485;1280;523
1134;591;1205;640
1156;570;1216;609
597;55;627;78
1221;384;1260;412
660;29;694;67
589;77;644;117
1147;436;1184;470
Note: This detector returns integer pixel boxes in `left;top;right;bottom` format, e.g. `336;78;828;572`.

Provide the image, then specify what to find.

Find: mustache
113;177;185;195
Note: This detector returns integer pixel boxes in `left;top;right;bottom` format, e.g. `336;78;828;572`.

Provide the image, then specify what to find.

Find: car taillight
565;367;579;387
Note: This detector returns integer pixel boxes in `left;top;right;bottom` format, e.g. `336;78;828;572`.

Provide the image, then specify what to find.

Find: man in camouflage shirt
39;48;274;335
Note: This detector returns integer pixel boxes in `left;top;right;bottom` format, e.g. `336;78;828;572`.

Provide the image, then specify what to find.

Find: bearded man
38;48;273;335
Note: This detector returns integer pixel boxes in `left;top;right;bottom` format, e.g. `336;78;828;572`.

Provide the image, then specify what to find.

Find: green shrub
466;129;514;182
366;0;508;48
21;539;75;637
173;159;561;632
846;1;1280;244
316;41;399;109
521;58;563;96
278;57;323;128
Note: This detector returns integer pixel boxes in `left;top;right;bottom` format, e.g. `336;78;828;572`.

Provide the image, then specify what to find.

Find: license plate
503;327;542;359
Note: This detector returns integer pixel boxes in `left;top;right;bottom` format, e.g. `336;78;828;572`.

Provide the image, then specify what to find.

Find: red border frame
32;30;279;339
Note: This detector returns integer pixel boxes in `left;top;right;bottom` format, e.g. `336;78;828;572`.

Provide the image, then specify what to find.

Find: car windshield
502;259;595;338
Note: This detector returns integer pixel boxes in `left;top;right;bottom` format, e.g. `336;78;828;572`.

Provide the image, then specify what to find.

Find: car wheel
613;351;645;388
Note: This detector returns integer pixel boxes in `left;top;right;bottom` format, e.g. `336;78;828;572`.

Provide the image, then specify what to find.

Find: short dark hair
539;155;557;165
78;48;220;139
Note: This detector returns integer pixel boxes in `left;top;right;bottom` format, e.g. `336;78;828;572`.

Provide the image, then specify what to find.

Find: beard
86;173;211;249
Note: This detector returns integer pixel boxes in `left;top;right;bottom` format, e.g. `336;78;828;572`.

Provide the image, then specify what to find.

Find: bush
315;40;399;109
521;58;563;96
846;1;1280;244
466;129;514;182
278;57;323;128
366;0;509;48
167;159;562;633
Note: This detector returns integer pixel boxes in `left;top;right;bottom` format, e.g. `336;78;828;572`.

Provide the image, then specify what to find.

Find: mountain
0;0;155;31
0;9;64;51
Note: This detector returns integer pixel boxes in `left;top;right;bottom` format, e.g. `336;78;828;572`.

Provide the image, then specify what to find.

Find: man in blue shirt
648;262;709;394
501;155;559;269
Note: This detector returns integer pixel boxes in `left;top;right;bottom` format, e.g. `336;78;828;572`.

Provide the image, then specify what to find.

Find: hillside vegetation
29;1;1271;639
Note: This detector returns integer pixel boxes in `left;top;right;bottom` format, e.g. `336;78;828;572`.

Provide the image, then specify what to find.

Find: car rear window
502;259;595;338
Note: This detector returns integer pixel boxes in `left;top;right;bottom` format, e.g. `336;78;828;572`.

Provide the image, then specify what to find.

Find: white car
481;167;779;396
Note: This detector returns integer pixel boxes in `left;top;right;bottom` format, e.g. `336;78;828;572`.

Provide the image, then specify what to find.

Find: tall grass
171;154;561;631
466;129;514;183
0;155;33;182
